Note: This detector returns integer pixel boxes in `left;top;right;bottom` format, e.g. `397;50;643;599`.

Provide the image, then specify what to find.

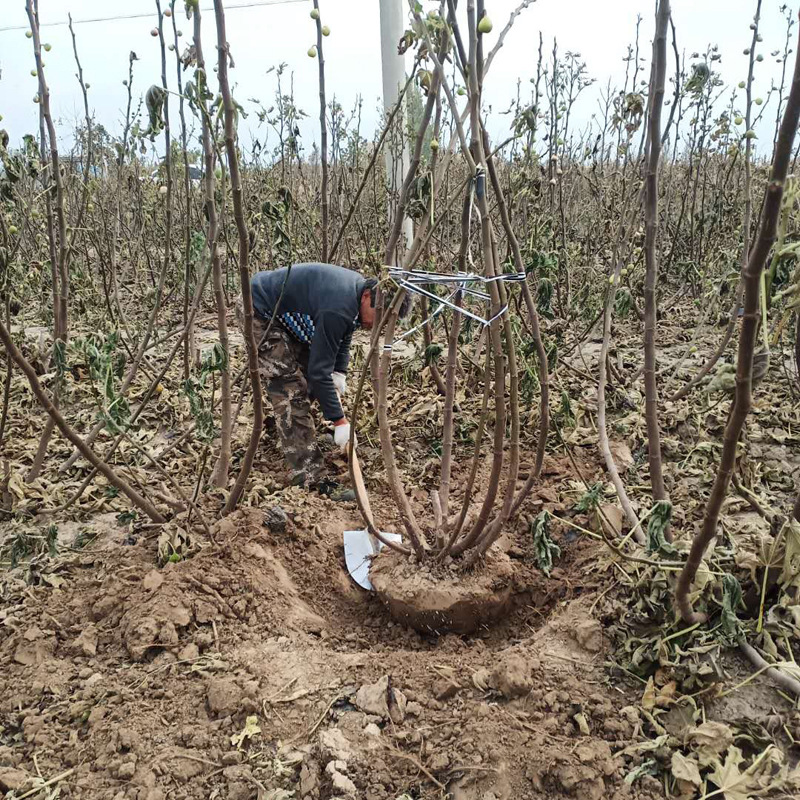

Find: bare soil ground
2;311;799;800
0;446;668;800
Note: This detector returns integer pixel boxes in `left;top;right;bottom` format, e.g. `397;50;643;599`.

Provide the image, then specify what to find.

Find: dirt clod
354;675;407;722
0;768;31;792
491;653;532;698
574;618;604;653
206;677;243;717
71;622;99;656
264;505;289;533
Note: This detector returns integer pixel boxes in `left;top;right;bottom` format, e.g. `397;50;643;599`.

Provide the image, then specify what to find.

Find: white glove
333;421;353;453
332;371;347;395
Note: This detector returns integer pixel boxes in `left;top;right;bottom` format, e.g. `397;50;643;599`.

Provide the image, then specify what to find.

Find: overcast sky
0;0;795;157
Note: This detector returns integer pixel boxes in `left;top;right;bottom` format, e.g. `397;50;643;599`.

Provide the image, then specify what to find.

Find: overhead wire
0;0;305;34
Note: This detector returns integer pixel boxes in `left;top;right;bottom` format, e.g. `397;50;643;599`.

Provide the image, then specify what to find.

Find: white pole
379;0;413;260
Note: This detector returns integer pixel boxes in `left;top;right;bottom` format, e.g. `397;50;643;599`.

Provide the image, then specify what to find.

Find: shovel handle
349;444;375;531
335;388;376;532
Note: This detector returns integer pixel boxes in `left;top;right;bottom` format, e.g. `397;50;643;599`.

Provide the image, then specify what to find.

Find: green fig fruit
477;15;493;34
322;25;330;36
43;43;51;52
310;8;320;19
738;81;746;88
734;116;743;125
308;46;317;58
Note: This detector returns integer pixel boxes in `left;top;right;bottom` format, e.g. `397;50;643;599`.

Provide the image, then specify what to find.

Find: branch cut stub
369;547;515;635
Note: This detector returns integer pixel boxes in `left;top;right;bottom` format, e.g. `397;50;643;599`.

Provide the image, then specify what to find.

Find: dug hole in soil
369;548;514;635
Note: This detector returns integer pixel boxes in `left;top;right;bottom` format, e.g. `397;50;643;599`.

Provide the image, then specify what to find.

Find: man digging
236;262;410;499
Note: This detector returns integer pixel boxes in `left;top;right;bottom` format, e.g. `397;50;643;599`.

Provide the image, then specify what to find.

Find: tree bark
193;4;232;488
215;0;265;515
642;0;670;527
25;0;69;482
312;0;329;261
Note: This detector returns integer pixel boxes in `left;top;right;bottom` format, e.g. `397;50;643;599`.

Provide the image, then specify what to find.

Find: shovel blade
343;530;402;590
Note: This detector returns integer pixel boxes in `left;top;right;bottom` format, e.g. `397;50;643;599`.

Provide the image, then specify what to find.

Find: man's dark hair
364;278;412;319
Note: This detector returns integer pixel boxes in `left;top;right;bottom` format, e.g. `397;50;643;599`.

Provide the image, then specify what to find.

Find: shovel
337;393;401;589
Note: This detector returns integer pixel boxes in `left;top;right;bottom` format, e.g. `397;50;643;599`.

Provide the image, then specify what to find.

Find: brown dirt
0;474;667;800
370;547;515;635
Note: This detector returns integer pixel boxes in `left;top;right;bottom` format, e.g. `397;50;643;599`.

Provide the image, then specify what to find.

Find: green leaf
646;501;676;555
531;511;560;576
576;482;604;513
46;524;58;558
719;574;744;646
424;343;442;366
624;759;659;785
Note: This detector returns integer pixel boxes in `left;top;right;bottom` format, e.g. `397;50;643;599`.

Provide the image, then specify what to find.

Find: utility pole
379;0;413;261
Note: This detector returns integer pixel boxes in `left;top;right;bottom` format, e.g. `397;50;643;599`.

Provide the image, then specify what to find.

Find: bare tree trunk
438;192;470;534
676;20;800;623
67;14;94;249
451;0;509;557
420;296;447;396
215;0;264;515
642;0;670;525
366;35;448;554
156;0;173;333
171;0;196;378
484;143;550;516
312;0;329;261
25;0;70;482
192;5;232;488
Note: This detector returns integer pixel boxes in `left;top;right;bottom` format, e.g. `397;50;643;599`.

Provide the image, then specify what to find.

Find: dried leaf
780;519;800;589
671;751;702;786
641;676;656;711
7;469;25;501
231;715;261;749
689;721;734;766
706;745;783;800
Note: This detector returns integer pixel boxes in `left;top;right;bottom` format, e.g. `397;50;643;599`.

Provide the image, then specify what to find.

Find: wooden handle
349;445;374;529
335;388;376;534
